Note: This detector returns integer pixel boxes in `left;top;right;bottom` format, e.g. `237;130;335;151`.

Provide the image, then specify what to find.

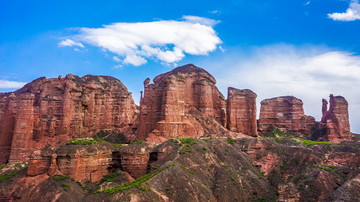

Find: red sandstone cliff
226;87;258;137
319;94;352;143
0;74;137;164
258;96;316;136
137;64;228;143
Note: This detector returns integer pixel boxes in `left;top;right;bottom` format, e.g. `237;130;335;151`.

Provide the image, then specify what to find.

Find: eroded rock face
138;64;227;143
27;143;114;182
226;87;258;137
0;74;137;164
27;141;153;181
258;96;315;136
320;94;352;143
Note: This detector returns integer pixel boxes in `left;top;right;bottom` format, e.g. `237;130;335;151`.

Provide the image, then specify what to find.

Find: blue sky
1;0;360;132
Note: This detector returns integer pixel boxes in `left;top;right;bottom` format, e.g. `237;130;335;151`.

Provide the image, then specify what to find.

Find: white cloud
123;55;147;66
0;80;27;88
113;64;123;69
181;15;221;26
58;39;84;48
305;1;310;6
209;10;220;14
328;0;360;21
61;16;221;66
207;44;360;133
113;56;121;62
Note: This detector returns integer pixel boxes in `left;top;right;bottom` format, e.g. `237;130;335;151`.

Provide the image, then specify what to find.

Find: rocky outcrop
27;142;114;182
320;94;352;143
26;140;154;182
0;74;137;164
258;96;315;136
226;87;258;137
2;137;360;202
138;64;227;143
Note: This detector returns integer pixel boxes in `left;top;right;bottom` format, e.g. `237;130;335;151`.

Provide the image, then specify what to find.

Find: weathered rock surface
27;142;114;182
1;137;360;202
226;87;258;137
258;96;315;137
319;94;352;143
26;140;154;182
0;74;137;164
138;64;228;143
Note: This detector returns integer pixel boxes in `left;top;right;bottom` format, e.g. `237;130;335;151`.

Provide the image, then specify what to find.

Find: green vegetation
52;175;69;181
261;129;339;146
165;187;172;195
226;138;237;144
61;183;70;191
202;147;207;151
99;172;122;184
96;163;175;194
0;167;25;182
130;140;143;145
180;165;194;174
66;137;103;145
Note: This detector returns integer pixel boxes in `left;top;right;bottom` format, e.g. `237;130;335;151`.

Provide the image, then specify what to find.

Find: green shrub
0;167;25;182
99;172;122;184
66;137;103;145
96;163;175;194
52;175;69;181
180;165;194;174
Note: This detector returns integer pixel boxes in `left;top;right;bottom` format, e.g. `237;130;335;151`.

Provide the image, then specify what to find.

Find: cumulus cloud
208;45;360;133
181;15;221;26
0;80;27;89
58;39;84;48
328;0;360;21
60;16;222;66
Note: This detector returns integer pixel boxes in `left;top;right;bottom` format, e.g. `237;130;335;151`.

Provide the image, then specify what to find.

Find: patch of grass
61;183;70;191
52;175;69;181
262;131;338;146
180;165;194;174
226;138;237;144
99;172;122;184
165;187;172;195
202;147;207;151
0;167;25;182
130;140;143;145
66;137;103;145
301;139;336;146
95;163;175;194
61;183;70;187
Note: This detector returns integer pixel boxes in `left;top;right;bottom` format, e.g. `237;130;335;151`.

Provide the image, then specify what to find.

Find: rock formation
0;74;137;164
258;96;315;136
138;64;227;143
226;87;258;137
2;137;360;201
27;143;114;182
27;141;153;182
320;94;352;143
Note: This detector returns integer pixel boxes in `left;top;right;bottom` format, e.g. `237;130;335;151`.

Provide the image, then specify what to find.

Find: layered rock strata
138;64;227;143
320;94;352;143
226;87;258;137
27;142;151;182
258;96;315;136
27;143;114;182
0;74;137;164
